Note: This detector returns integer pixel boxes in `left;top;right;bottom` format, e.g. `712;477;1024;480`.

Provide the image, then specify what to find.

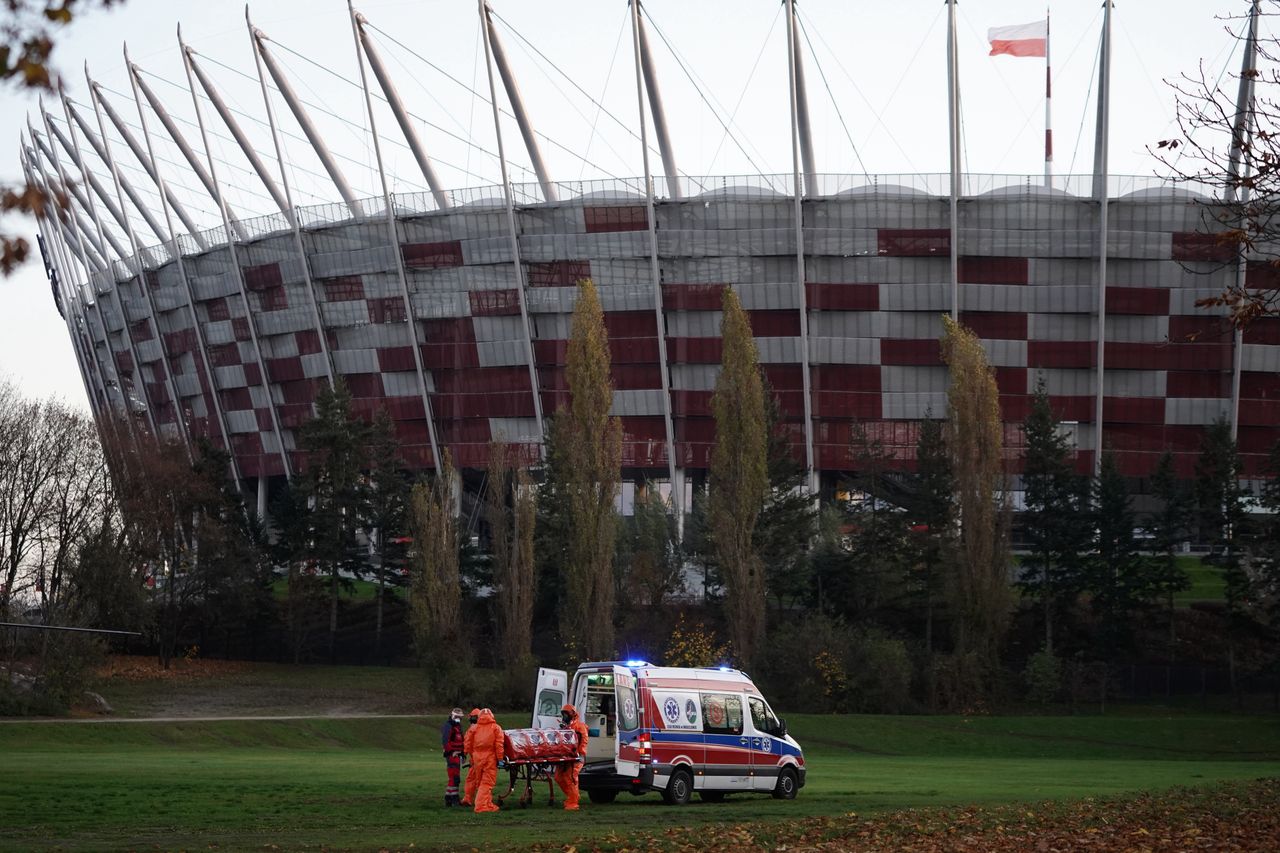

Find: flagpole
1092;0;1112;478
947;0;960;321
1045;6;1053;187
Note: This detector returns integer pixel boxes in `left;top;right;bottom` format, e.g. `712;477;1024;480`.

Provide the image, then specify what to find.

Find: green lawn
269;577;403;601
1174;555;1229;606
1;712;1277;852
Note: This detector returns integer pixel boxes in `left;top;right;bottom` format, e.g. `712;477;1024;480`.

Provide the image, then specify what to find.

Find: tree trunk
375;536;385;659
329;561;339;665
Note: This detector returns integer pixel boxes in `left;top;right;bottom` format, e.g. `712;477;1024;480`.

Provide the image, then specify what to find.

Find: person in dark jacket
441;707;465;806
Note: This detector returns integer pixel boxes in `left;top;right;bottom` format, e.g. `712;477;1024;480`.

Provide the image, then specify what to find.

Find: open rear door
532;667;568;728
613;664;640;777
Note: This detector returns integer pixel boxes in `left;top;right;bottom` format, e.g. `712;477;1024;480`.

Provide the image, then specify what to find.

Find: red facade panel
880;338;943;366
243;262;283;290
469;289;521;316
533;339;569;365
528;260;591;287
994;366;1028;395
422;318;476;343
265;356;305;383
763;364;804;390
1103;396;1165;424
208;343;241;368
877;228;949;256
806;282;879;311
959;256;1028;285
1240;399;1280;426
367;296;406;324
747;310;801;337
259;286;288;312
1243;318;1280;345
959;311;1028;340
434;366;531;394
401;240;464;269
344;373;386;398
667;337;723;363
613;364;662;390
1246;260;1280;290
1105;286;1170;316
243;362;262;387
1168;314;1232;343
1241;372;1280;399
205;297;231;322
584;205;648;233
376;346;418;372
672;390;713;416
421;344;480;369
321;276;365;302
1167;371;1230;398
1028;340;1094;369
813;392;882;419
232;317;252;342
610;337;660;364
1106;342;1232;371
220;387;253;411
1172;231;1236;263
661;283;725;310
295;330;323;355
812;364;881;392
603;311;658;338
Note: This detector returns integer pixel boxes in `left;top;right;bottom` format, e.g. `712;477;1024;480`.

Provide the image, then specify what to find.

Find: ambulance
532;660;805;805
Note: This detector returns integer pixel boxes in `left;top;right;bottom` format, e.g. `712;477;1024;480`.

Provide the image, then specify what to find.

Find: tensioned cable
797;11;868;178
489;7;673;175
578;7;629;181
362;22;625;183
1067;34;1103;176
707;3;780;175
496;11;639;183
642;9;770;179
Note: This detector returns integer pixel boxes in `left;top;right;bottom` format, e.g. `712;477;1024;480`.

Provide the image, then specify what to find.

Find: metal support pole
35;110;134;431
179;25;292;481
29;138;125;262
1092;1;1112;476
480;0;547;455
245;8;337;391
87;63;193;453
946;0;960;322
634;2;681;199
788;0;818;196
184;48;291;218
1226;0;1261;442
482;1;557;202
129;63;248;242
125;43;244;483
87;84;208;250
62;97;171;244
251;24;364;220
353;12;451;210
630;0;681;534
58;87;157;437
349;0;443;470
1045;10;1053;188
785;0;817;494
43;120;134;241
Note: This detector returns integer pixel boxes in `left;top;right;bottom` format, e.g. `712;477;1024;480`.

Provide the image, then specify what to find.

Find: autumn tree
549;279;622;661
939;315;1012;675
488;440;536;665
408;450;465;672
709;287;769;666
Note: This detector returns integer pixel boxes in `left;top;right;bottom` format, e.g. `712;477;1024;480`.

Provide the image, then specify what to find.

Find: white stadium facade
19;1;1279;514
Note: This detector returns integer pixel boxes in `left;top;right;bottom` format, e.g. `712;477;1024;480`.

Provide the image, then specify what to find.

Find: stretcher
494;728;581;808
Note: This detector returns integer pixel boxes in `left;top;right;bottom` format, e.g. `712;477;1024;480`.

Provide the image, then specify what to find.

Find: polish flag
988;20;1048;58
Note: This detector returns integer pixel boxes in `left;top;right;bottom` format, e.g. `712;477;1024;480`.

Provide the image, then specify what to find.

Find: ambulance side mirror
777;718;788;738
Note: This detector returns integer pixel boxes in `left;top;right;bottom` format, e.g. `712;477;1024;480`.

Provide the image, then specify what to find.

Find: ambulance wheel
699;791;726;803
587;789;617;805
662;769;693;806
772;768;798;800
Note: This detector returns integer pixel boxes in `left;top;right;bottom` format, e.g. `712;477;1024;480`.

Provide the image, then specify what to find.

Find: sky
0;0;1259;411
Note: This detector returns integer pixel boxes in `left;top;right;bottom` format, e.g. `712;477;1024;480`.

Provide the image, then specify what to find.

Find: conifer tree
1089;451;1147;654
911;413;953;658
1147;451;1192;657
367;408;407;658
1020;376;1090;654
710;287;769;665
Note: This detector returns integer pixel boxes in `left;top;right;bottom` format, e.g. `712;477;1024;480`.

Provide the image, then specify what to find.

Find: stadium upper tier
31;171;1279;489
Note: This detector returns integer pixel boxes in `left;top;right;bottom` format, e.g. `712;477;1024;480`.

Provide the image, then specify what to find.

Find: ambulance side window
748;697;780;736
617;685;640;731
700;692;743;736
537;689;563;718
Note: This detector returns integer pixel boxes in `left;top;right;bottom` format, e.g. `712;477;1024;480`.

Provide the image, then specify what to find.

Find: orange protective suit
469;708;505;813
554;704;590;810
460;707;481;806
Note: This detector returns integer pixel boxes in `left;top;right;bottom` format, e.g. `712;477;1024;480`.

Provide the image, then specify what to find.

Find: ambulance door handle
739;737;748;745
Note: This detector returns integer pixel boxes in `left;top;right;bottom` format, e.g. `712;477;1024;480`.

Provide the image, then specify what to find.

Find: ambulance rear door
532;667;568;728
612;665;640;777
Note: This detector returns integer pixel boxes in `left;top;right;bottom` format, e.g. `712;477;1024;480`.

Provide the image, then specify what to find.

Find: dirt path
0;712;430;724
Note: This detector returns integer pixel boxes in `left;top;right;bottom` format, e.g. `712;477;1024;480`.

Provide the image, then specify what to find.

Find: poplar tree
939;315;1012;671
552;279;622;661
709;287;769;665
488;440;536;665
408;450;465;670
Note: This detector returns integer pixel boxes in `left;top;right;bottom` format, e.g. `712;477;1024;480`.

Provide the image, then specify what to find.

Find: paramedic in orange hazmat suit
469;708;505;813
555;703;590;810
460;708;481;807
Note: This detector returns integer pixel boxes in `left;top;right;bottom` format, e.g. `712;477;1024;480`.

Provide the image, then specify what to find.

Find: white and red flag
987;20;1048;57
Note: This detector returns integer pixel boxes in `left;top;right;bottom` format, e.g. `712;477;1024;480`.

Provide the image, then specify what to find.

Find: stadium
18;1;1278;516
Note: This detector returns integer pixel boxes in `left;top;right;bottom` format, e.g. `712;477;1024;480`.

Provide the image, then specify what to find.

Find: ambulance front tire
587;789;617;804
662;768;693;806
772;767;799;800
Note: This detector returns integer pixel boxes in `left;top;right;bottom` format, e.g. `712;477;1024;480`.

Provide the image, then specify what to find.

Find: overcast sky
0;0;1256;410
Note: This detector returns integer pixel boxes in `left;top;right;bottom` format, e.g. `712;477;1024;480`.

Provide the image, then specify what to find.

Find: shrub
664;614;731;668
1025;648;1063;705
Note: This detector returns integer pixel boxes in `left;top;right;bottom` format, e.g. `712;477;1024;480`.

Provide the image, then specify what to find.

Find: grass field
1;711;1278;851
